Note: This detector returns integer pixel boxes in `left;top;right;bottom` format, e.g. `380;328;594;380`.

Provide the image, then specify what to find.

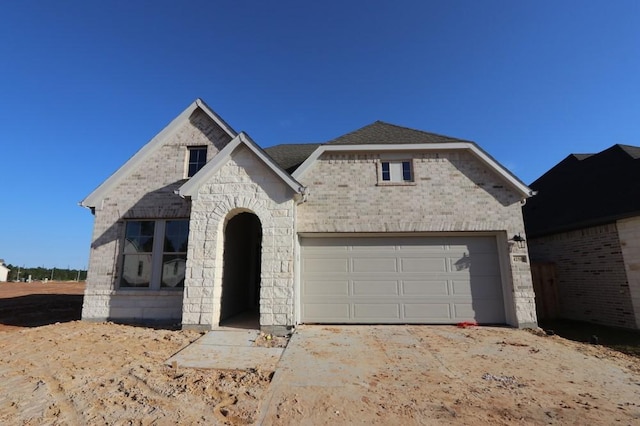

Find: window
187;146;207;177
120;219;189;289
380;160;413;183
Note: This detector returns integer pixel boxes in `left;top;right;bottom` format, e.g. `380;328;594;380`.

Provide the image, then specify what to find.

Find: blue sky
1;1;639;269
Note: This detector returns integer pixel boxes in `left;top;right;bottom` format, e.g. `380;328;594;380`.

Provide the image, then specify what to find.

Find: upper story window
380;160;413;183
187;146;208;177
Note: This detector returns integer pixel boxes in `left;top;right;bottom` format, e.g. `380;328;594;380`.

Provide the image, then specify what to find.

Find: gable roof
80;99;237;210
326;121;472;145
178;132;304;200
524;144;640;237
291;121;532;199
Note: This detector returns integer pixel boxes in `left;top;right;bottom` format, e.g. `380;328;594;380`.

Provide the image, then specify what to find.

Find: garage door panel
354;304;400;319
304;303;350;320
301;236;505;324
352;257;398;273
303;257;349;273
305;280;350;296
401;257;448;273
402;280;450;296
451;278;503;298
453;299;504;323
404;303;452;319
353;280;399;296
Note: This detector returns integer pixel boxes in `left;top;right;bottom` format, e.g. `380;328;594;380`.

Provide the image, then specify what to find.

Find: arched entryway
220;212;262;328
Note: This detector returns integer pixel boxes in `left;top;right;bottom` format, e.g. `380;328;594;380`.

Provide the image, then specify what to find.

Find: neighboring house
0;260;9;282
80;99;538;334
524;144;640;329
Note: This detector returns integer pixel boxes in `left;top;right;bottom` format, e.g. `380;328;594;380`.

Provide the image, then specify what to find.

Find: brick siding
82;109;232;323
528;223;638;328
617;216;640;328
296;150;537;327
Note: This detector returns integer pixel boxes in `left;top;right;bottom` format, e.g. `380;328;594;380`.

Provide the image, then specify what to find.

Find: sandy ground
0;281;639;425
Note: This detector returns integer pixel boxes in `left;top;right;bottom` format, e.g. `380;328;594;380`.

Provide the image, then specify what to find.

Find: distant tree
3;264;86;281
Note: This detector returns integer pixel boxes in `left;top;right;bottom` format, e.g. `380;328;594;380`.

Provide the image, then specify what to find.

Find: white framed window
186;146;208;177
120;219;189;289
378;160;414;184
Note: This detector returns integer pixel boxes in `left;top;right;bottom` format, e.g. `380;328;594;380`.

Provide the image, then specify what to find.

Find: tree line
5;265;87;282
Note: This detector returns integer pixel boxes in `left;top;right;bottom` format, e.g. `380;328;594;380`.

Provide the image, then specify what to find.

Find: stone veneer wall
296;150;537;328
527;223;637;328
182;146;296;331
82;109;232;323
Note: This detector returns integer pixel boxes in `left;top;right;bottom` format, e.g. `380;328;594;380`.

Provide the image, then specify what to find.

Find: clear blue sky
1;1;638;269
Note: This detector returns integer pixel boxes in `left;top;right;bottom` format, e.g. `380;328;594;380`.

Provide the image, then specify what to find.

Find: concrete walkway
166;329;284;370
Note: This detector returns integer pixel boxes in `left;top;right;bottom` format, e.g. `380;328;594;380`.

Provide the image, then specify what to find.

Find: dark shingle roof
264;143;322;173
619;144;640;159
523;144;640;237
326;121;471;145
263;121;472;173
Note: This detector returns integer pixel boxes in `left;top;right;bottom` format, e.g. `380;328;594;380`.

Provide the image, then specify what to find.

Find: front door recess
220;212;262;323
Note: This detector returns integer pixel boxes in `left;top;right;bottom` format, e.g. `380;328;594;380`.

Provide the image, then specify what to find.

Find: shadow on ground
540;319;640;357
0;294;83;328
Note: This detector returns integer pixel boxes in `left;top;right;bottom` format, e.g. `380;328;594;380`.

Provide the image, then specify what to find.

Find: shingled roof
264;143;322;173
263;121;472;172
326;121;471;145
523;144;640;237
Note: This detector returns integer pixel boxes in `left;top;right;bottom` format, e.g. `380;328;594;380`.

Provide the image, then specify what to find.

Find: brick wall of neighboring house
296;150;537;328
617;216;640;328
183;145;296;331
527;223;637;328
82;110;233;323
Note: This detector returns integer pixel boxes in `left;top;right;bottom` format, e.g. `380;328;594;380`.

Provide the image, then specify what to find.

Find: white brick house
0;260;10;282
80;99;538;334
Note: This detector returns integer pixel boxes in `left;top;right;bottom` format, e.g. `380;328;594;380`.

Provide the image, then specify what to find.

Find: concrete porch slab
166;329;284;371
197;330;258;346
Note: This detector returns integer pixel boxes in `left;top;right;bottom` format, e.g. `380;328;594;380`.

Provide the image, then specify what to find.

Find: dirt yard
0;281;639;425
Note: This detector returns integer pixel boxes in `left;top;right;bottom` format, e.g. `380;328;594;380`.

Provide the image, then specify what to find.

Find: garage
300;235;506;324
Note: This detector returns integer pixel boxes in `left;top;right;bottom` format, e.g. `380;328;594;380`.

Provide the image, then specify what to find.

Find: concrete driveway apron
258;325;455;424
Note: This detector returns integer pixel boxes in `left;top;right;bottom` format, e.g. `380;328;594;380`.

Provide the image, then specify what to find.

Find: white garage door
300;236;505;324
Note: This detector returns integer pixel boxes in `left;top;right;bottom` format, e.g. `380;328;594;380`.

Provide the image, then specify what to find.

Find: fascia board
195;98;238;137
292;143;533;198
80;99;238;210
178;132;303;200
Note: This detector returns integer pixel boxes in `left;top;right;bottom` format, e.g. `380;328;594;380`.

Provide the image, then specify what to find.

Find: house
524;144;640;329
80;99;538;334
0;260;9;282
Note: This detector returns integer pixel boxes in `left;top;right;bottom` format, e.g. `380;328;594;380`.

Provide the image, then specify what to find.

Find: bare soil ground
1;281;639;425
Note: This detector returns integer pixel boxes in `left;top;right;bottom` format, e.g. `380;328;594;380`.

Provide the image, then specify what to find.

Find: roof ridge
326;120;472;145
373;120;473;143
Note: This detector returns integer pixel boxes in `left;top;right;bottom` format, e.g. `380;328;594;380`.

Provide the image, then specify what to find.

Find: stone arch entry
220;212;262;326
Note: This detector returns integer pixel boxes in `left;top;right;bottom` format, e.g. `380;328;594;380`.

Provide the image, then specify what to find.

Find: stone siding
296;150;537;327
82;109;232;322
182;145;296;330
528;223;637;328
